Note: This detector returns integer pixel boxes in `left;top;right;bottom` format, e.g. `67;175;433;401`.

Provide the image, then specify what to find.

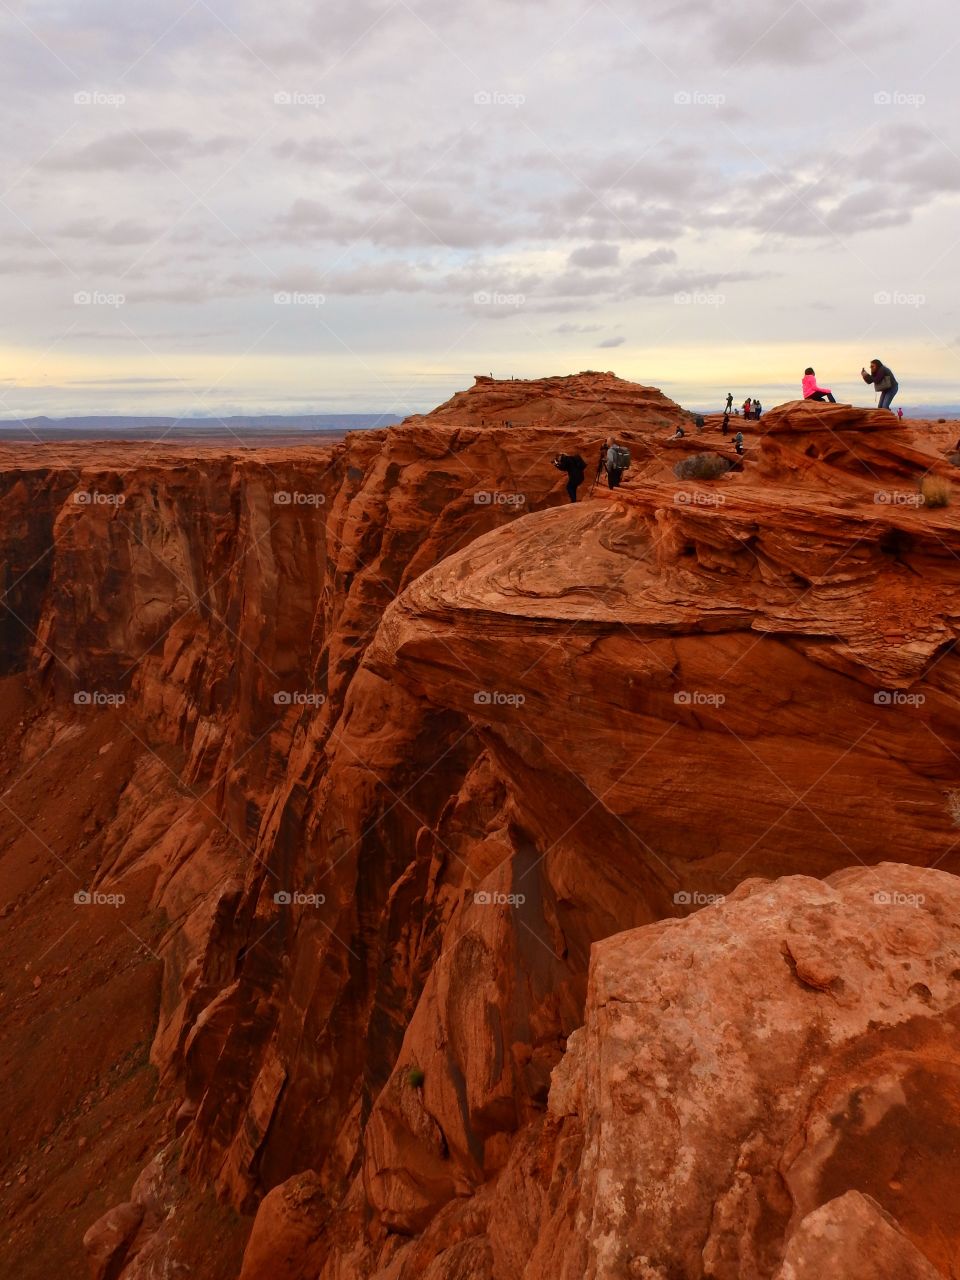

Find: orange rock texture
0;375;958;1278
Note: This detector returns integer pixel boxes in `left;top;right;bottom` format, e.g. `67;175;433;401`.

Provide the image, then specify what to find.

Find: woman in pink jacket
802;368;836;403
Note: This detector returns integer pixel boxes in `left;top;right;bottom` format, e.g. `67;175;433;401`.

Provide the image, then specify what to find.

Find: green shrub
673;453;732;482
406;1067;425;1088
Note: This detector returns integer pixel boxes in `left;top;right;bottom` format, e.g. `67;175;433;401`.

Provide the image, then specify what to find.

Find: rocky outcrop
1;378;959;1279
532;862;960;1279
774;1192;945;1280
302;862;960;1279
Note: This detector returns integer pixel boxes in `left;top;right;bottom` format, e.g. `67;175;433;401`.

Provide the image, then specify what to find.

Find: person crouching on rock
862;358;899;411
802;368;836;403
553;452;587;502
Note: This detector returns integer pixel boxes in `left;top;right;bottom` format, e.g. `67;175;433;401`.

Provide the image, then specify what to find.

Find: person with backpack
734;431;744;456
861;358;899;410
802;368;836;403
605;437;630;488
553;452;587;502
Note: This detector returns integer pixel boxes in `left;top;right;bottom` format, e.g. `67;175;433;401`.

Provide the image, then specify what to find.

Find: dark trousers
566;479;581;503
808;391;837;403
606;467;623;489
879;387;898;410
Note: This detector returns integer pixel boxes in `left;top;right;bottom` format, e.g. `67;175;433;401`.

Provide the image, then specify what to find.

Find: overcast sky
1;0;959;418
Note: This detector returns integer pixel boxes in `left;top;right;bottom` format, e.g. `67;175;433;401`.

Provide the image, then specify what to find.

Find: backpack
609;444;631;470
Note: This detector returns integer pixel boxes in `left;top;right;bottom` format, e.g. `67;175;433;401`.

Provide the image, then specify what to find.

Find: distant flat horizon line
0;412;403;424
1;403;959;432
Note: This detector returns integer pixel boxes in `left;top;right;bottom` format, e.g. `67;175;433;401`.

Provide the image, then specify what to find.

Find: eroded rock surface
0;377;958;1278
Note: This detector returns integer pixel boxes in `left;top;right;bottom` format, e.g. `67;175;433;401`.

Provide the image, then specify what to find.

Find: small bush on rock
921;476;951;509
673;453;732;482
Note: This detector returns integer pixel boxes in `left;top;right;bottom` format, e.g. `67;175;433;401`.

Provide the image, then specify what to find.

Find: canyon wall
1;376;959;1278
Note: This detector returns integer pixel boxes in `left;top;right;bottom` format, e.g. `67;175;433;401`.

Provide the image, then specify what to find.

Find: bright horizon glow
1;340;957;420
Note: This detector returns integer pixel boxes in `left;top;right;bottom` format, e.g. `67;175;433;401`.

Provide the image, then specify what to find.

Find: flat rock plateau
2;373;960;1279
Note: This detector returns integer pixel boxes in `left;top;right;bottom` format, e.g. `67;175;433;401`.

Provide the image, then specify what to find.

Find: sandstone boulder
774;1191;945;1279
534;863;960;1279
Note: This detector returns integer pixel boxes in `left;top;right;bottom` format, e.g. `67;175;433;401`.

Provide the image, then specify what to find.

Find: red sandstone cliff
1;375;959;1278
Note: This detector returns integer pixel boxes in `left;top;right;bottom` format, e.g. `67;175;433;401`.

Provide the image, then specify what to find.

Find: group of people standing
725;393;763;420
802;359;900;411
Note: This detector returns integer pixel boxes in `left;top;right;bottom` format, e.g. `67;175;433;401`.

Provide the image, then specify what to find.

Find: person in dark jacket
861;358;899;411
553;452;587;502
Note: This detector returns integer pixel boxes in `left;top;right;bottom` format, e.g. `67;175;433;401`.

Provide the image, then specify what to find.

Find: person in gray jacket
861;358;899;411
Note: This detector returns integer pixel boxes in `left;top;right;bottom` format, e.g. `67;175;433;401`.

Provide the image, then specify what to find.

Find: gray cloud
58;218;161;245
43;129;239;172
643;0;886;65
568;242;621;269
